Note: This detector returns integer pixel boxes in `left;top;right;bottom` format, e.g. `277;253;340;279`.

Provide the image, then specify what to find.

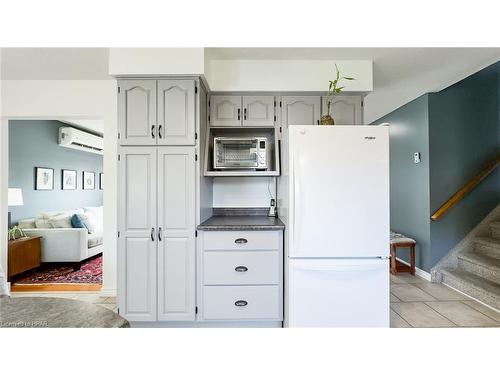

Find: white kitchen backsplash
213;177;276;208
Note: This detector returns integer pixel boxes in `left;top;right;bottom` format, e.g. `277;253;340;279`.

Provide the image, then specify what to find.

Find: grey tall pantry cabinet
117;78;200;322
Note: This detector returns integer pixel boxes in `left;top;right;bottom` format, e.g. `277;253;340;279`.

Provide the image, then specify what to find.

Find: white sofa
19;207;103;268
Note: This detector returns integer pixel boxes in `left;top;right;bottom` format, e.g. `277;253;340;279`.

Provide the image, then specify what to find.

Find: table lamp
8;188;24;228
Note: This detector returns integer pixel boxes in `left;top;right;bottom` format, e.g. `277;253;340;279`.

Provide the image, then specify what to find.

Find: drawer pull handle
234;238;248;244
235;266;248;272
235;300;248;307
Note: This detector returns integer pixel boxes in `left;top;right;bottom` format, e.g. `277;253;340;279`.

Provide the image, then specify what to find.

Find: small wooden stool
390;231;416;275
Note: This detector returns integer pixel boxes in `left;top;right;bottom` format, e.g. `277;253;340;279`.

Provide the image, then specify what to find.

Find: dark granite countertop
197;208;285;231
0;297;130;328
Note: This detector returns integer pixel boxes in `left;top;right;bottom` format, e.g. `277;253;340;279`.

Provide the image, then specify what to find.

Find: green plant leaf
342;77;355;80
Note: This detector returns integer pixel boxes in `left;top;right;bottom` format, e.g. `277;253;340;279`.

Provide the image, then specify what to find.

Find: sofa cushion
18;219;36;229
83;206;103;233
48;214;73;228
71;214;86;229
80;212;97;234
87;233;103;248
35;218;53;228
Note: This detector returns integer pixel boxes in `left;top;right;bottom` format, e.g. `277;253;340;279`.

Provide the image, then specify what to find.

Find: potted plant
320;64;355;125
8;226;27;241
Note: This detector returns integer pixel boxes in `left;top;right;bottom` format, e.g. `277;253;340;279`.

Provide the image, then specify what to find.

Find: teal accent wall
374;95;432;270
9;120;103;224
428;64;500;268
372;61;500;272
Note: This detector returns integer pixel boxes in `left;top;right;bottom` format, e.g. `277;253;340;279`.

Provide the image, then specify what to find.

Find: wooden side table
390;232;416;275
7;236;42;281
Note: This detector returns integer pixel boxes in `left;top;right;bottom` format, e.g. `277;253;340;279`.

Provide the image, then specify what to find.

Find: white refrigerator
277;125;390;327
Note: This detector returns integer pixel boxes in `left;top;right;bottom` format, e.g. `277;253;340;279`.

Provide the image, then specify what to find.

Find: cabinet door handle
237;108;241;120
234;238;248;244
235;266;248;272
244;108;247;120
158;227;162;241
235;300;248;307
158;125;163;139
151;227;155;241
151;125;156;139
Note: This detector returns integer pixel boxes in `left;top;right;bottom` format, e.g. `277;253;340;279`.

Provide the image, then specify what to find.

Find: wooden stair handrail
431;154;500;221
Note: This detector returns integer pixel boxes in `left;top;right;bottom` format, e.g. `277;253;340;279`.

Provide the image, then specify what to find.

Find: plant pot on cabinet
320;114;335;125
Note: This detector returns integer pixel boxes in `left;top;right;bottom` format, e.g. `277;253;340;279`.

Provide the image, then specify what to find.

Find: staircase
441;221;500;310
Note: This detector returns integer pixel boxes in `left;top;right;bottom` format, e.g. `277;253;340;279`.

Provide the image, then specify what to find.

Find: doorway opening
7;119;104;293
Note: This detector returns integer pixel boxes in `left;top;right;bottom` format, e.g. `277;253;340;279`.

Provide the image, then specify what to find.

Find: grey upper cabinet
209;96;242;126
157;80;196;145
322;96;363;125
118;80;157;146
242;96;275;127
117;147;158;321
281;96;321;127
118;79;196;145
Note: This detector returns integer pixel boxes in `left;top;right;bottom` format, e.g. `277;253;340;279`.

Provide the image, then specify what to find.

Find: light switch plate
414;152;421;163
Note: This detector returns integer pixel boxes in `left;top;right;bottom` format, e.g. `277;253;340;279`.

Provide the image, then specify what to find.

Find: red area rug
13;255;102;285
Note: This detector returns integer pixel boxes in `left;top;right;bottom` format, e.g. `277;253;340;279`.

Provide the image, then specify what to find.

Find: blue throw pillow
71;214;87;230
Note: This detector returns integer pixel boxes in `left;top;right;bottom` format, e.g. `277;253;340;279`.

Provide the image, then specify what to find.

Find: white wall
0;80;118;296
213;177;276;208
205;60;372;92
109;48;205;76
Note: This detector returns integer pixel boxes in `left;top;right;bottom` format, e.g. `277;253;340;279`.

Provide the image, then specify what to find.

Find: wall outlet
414;152;421;164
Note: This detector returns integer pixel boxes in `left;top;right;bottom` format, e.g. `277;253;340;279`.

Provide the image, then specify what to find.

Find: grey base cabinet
197;230;283;322
118;146;196;322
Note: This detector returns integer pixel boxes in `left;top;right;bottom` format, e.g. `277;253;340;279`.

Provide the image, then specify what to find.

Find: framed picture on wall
82;171;95;190
99;173;104;190
35;167;54;190
62;169;77;190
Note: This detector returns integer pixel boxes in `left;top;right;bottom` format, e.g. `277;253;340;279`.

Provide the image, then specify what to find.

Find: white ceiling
2;47;499;122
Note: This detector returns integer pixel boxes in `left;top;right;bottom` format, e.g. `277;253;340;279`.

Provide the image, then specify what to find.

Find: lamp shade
8;188;24;206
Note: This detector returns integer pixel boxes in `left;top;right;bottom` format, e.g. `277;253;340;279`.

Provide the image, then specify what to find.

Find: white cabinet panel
203;231;280;251
322;96;362;125
281;96;320;127
157;80;196;145
210;95;241;126
118;80;157;145
157;147;196;321
118;147;157;321
202;286;282;320
203;250;280;285
242;96;275;127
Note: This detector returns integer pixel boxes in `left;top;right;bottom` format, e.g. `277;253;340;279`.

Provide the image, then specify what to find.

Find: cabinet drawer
203;231;280;251
203;251;280;285
202;286;281;320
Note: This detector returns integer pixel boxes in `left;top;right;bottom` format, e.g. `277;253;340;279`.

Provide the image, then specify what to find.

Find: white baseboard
99;288;117;297
396;257;431;281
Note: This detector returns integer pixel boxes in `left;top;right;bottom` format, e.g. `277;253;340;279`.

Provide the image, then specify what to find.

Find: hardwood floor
10;284;102;292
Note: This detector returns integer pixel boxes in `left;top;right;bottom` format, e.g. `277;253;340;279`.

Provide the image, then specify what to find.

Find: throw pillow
18;219;36;229
48;214;72;228
71;214;86;229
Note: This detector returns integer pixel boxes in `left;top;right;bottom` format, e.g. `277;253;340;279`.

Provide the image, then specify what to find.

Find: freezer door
288;126;389;258
286;258;389;327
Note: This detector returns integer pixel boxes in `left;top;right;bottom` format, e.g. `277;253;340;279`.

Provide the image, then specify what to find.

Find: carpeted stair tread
474;236;500;250
458;252;500;271
489;221;500;230
441;268;500;297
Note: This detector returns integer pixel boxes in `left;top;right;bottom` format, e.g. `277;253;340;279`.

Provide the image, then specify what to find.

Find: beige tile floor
390;273;500;327
10;274;500;328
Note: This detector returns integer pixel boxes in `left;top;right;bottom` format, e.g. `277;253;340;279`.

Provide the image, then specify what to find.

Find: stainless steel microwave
214;137;268;170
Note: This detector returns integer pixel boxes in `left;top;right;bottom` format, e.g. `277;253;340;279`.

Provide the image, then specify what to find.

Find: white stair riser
458;258;500;284
474;242;500;260
441;272;500;310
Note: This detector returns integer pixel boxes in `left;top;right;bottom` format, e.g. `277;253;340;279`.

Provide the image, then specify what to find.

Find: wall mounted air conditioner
58;127;104;155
